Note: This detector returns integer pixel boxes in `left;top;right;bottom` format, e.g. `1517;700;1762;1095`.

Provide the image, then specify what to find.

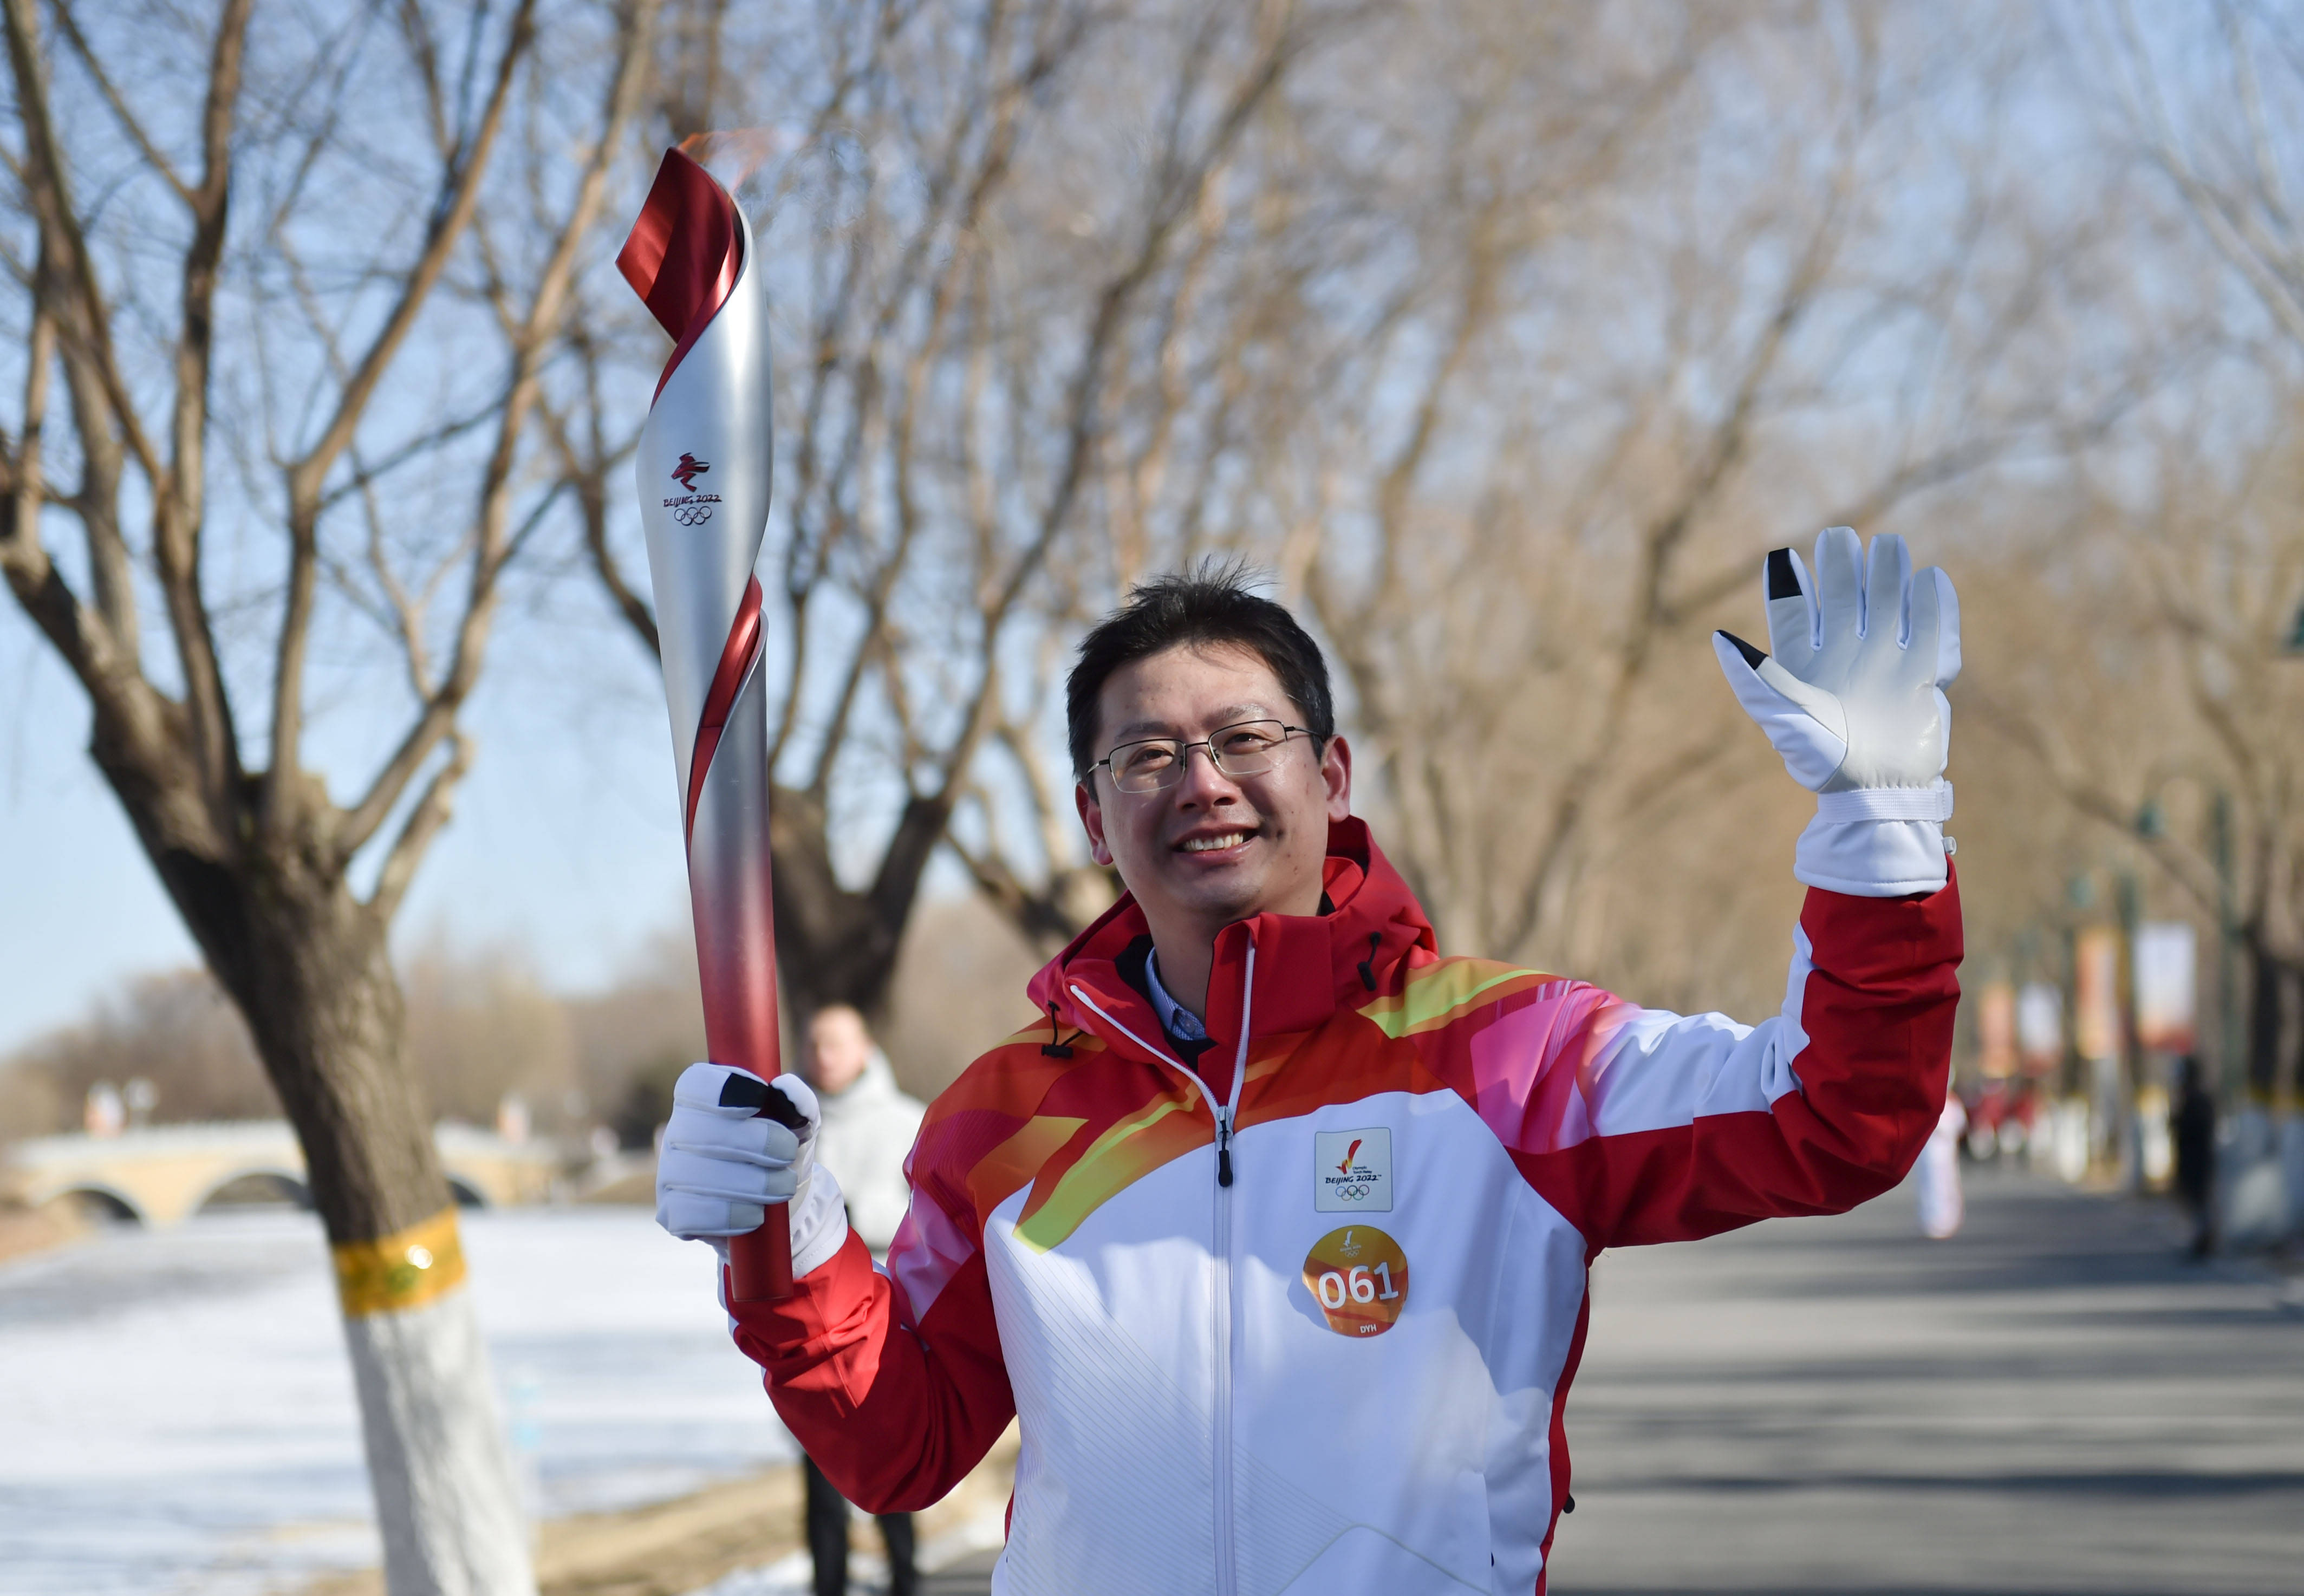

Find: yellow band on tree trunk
332;1204;467;1318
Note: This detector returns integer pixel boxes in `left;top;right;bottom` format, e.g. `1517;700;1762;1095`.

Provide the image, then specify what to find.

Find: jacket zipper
1067;938;1256;1596
1212;941;1253;1596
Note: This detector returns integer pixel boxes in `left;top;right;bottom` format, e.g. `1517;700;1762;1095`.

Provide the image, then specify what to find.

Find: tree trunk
117;784;535;1596
2245;936;2289;1103
767;786;950;1030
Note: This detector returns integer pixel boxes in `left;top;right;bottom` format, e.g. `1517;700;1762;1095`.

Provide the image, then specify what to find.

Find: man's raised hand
1711;527;1961;898
1712;526;1960;806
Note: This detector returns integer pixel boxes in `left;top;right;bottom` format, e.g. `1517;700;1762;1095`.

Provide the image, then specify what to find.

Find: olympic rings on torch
672;503;714;526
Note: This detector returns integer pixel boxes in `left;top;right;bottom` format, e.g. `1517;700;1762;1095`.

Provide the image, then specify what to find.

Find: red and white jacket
729;817;1961;1595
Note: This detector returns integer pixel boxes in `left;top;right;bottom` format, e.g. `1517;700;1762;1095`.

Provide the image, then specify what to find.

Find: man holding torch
630;151;1964;1596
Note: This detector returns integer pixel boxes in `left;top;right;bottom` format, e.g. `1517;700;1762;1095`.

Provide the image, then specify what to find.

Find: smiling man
655;538;1963;1595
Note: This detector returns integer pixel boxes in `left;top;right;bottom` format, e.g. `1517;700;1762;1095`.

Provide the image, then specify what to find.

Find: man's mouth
1177;830;1253;855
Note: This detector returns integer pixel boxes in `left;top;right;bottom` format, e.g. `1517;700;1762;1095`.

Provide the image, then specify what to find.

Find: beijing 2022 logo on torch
666;453;719;525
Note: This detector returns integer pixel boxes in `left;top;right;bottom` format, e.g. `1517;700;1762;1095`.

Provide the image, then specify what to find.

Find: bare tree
0;1;658;1588
1975;435;2304;1107
1987;3;2304;1108
1233;4;2107;1004
571;0;1328;1025
3;968;273;1129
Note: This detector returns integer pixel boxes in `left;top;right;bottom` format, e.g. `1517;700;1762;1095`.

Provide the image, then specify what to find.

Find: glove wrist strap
1815;780;1952;824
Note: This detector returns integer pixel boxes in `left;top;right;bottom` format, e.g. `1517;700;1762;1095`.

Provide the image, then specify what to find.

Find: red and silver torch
617;148;798;1302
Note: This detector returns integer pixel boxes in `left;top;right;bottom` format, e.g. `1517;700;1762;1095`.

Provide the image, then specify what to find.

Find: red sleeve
1514;869;1963;1249
726;1227;1014;1513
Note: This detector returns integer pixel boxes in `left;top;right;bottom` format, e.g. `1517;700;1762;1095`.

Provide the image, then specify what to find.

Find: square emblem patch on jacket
1314;1128;1393;1212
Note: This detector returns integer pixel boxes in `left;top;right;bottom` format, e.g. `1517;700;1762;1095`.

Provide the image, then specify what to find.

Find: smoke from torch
617;148;796;1303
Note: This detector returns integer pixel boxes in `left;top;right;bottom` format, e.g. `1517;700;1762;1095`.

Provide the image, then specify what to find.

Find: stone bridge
2;1121;560;1227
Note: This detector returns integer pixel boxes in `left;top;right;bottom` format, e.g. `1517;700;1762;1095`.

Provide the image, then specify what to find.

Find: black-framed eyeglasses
1092;719;1316;794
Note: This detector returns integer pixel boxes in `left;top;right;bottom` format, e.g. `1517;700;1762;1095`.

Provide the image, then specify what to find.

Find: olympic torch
618;148;799;1302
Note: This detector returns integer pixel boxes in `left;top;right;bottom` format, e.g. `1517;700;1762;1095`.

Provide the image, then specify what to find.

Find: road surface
1548;1166;2304;1594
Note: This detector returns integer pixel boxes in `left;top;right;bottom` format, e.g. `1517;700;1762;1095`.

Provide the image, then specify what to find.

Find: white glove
655;1064;848;1275
1713;527;1960;897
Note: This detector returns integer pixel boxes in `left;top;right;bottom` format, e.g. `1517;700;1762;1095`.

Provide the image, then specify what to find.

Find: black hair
1065;561;1335;779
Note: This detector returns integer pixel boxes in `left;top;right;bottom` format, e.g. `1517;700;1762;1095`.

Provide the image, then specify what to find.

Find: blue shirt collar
1143;950;1209;1044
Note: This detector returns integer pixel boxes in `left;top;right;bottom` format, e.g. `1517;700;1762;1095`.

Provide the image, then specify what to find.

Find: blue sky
0;593;699;1056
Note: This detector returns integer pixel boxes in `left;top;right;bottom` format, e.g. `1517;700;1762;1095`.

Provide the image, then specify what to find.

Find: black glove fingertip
1717;630;1768;669
1766;548;1802;600
758;1084;810;1131
717;1072;770;1110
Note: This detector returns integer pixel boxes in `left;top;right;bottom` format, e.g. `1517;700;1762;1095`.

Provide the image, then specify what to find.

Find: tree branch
333;0;658;862
368;732;474;923
50;0;194;205
0;0;162;485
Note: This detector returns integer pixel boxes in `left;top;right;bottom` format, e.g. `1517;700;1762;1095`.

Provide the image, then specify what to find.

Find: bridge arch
50;1183;147;1226
192;1167;315;1214
7;1123;555;1226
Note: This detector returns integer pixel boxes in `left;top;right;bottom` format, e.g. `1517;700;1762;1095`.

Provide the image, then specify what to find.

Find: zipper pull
1216;1105;1234;1188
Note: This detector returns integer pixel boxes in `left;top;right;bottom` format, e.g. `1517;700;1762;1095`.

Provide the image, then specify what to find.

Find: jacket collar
1027;817;1437;1073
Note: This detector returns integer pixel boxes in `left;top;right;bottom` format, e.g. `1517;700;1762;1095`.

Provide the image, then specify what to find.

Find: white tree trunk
341;1282;538;1596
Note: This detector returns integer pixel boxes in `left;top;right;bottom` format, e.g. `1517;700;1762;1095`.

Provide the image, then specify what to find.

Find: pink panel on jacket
1459;981;1638;1157
886;1189;978;1326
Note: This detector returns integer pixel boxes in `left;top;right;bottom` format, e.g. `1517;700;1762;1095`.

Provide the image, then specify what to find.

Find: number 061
1314;1261;1400;1310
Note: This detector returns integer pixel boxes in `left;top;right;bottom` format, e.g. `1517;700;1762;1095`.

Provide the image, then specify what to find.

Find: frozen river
0;1205;799;1595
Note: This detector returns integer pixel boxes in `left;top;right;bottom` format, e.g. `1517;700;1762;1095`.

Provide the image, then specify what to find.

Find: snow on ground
0;1206;797;1595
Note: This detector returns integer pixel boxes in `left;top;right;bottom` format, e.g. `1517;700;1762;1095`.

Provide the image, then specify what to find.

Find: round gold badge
1301;1224;1409;1337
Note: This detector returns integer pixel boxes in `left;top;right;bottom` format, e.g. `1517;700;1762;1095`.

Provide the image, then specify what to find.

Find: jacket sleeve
725;1175;1014;1513
1512;867;1962;1249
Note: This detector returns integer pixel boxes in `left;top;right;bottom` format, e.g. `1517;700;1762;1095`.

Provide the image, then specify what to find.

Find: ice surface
0;1207;797;1595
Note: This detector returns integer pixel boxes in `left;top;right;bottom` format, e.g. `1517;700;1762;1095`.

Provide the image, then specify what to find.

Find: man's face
1076;643;1351;934
805;1007;873;1097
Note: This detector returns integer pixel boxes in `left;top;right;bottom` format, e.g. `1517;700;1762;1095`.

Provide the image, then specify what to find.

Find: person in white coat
1916;1092;1967;1240
798;1005;927;1596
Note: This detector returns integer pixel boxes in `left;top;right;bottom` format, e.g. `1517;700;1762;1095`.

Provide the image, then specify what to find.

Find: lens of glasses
1109;721;1291;792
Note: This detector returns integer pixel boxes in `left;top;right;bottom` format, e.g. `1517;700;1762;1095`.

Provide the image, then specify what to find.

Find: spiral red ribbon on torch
686;578;764;840
619;152;743;402
620;150;794;1302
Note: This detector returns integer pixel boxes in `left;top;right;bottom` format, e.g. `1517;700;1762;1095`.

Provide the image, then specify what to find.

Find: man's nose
1173;741;1241;801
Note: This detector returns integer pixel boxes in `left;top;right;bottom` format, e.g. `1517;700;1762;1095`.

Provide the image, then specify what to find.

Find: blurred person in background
2171;1054;2216;1259
798;1005;927;1596
1916;1091;1967;1240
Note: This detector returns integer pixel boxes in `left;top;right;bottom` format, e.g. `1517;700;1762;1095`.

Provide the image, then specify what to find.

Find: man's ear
1076;779;1115;867
1321;733;1353;820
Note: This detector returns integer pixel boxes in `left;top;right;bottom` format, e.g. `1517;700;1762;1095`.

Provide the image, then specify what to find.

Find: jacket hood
1026;817;1436;1068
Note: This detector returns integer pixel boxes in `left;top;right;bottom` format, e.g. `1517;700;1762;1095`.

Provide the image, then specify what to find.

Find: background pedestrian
798;1005;927;1596
1917;1093;1967;1240
2171;1054;2217;1258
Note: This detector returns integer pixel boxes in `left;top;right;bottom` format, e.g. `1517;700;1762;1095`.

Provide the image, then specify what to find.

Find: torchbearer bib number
1302;1224;1409;1337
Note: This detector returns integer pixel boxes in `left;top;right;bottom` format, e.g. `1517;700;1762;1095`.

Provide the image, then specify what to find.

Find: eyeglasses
1093;719;1316;794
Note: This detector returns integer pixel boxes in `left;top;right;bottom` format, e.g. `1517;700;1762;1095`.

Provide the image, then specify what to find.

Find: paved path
921;1170;2304;1595
1552;1168;2304;1594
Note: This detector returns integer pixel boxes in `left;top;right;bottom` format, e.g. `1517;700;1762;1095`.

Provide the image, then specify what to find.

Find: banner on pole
1977;981;2017;1080
2073;927;2123;1064
2131;921;2197;1056
2016;981;2062;1078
